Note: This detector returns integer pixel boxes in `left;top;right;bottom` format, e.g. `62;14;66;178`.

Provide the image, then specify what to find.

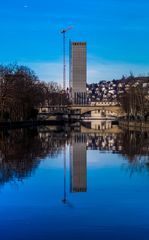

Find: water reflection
82;120;113;130
70;133;87;192
120;130;149;175
87;133;123;152
1;122;149;240
0;121;149;186
0;128;67;185
121;130;149;160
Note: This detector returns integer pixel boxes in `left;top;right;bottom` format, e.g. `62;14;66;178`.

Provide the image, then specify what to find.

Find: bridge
38;102;125;120
68;102;124;116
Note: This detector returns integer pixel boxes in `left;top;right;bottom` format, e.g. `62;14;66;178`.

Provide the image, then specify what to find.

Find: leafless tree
0;65;45;121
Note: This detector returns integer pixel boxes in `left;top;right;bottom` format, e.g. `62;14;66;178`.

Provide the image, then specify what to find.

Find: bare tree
0;64;45;121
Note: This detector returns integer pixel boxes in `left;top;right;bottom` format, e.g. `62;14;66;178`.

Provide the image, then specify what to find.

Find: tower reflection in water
70;133;87;193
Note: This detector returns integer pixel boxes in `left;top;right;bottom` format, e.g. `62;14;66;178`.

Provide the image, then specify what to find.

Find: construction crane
61;26;73;91
60;27;73;206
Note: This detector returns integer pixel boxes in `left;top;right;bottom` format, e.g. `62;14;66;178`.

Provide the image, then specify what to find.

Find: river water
0;121;149;240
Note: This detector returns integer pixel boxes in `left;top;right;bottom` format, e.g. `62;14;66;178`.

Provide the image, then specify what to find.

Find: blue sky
0;0;149;84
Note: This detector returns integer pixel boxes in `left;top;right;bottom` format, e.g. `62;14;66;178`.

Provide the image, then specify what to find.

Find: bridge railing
38;106;69;114
90;101;119;106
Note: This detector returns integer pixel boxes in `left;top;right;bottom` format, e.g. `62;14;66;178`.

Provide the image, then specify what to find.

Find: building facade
69;42;87;104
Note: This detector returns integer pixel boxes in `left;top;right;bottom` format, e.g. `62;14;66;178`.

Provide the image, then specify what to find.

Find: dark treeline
0;64;69;122
120;130;149;160
118;76;149;120
87;130;149;175
0;128;68;186
120;130;149;175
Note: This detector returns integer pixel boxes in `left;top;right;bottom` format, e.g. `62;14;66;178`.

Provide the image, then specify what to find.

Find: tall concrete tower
69;42;87;104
